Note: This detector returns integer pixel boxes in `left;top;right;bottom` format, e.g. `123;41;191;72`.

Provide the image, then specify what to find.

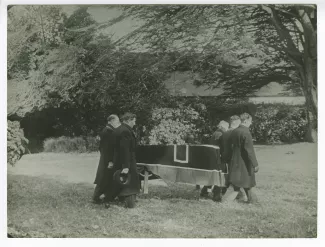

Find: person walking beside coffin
227;113;259;204
200;120;229;200
106;113;140;208
214;115;241;200
92;114;121;204
209;120;229;147
222;116;241;163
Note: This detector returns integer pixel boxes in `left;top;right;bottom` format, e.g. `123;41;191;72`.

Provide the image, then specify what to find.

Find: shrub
43;136;99;153
85;135;100;152
184;99;307;144
181;97;258;143
250;104;307;144
139;103;308;145
140;106;202;145
7;120;29;165
41;103;308;153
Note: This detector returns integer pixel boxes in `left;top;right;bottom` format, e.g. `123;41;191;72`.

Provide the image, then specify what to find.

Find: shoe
212;196;222;202
125;195;136;208
200;193;210;199
235;190;246;200
92;198;102;204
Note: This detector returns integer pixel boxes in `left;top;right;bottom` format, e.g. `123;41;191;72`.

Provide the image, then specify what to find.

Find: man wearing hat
107;112;140;208
92;114;121;204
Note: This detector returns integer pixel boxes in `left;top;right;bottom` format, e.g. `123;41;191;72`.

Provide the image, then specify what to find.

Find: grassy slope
7;143;317;238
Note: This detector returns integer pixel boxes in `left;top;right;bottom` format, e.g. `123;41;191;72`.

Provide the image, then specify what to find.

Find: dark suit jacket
113;123;140;196
209;129;226;172
229;125;258;188
221;128;235;165
94;124;116;185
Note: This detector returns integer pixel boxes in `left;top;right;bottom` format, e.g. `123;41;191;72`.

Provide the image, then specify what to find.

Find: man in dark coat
106;112;140;208
228;113;259;203
222;115;241;167
212;115;241;201
92;114;120;204
200;120;229;199
209;120;229;147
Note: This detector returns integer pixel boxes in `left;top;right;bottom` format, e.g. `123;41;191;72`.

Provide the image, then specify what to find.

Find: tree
7;6;174;146
8;6;66;80
253;5;317;141
115;4;317;142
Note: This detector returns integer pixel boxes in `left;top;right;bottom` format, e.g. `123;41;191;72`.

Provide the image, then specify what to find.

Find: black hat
113;170;131;186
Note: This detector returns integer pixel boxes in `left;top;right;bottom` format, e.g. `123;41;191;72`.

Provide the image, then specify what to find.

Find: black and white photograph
2;0;321;240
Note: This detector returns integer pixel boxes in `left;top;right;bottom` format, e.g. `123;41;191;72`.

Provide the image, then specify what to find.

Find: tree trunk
293;6;317;143
304;94;317;143
301;60;317;143
302;12;317;143
299;48;317;142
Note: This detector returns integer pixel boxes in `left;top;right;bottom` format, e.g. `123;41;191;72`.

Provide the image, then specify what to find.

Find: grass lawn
7;143;317;238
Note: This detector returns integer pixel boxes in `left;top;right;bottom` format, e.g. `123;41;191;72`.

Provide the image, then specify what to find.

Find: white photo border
1;0;324;246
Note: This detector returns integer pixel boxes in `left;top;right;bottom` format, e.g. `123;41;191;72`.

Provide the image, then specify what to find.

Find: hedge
42;102;308;153
141;102;308;145
43;136;99;153
250;103;307;144
7;120;29;165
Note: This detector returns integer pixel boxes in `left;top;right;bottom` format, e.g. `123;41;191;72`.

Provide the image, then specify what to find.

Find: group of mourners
92;112;259;209
92;113;140;208
199;113;259;204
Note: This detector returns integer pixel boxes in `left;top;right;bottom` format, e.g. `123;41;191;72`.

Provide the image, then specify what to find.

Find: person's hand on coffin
254;166;259;173
121;168;129;174
108;162;113;169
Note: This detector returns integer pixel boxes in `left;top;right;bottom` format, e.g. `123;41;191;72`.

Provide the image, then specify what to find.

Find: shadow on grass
8;175;203;207
138;181;202;201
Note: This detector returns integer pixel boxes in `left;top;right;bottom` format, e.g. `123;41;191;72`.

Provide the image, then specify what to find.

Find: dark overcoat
221;128;235;165
229;125;258;188
94;124;116;186
113;123;140;197
209;129;226;172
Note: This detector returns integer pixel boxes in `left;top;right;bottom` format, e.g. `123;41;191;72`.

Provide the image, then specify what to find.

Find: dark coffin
136;145;227;186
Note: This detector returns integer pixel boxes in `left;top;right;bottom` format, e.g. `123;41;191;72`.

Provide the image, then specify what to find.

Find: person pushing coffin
221;115;241;165
212;115;241;201
227;113;259;204
106;113;141;208
92;114;121;204
200;120;229;200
